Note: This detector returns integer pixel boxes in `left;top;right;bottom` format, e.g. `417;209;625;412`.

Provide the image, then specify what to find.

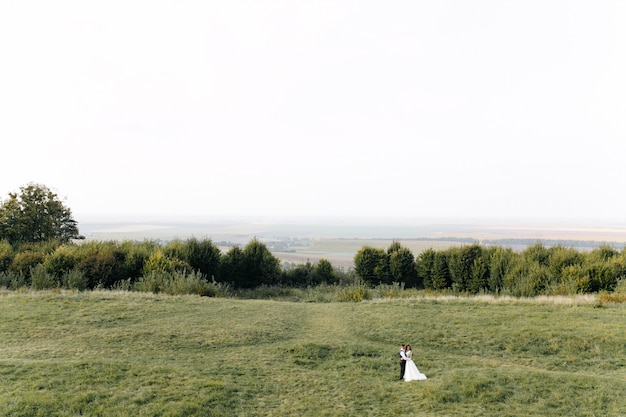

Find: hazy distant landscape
79;217;626;268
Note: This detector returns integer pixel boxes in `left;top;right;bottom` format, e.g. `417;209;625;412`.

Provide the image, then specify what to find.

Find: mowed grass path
1;292;625;416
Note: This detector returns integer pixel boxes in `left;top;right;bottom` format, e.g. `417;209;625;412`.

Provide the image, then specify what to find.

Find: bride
403;345;427;381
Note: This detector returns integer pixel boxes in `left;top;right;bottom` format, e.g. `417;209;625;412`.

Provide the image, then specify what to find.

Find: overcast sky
1;1;625;222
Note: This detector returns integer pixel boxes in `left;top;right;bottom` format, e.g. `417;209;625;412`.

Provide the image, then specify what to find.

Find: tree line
0;184;341;293
2;183;625;297
0;237;343;292
354;241;626;297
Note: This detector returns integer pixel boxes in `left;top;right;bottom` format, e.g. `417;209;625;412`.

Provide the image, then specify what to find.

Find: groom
399;344;407;380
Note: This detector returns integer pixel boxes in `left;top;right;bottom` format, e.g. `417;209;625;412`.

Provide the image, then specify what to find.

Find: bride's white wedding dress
404;353;427;381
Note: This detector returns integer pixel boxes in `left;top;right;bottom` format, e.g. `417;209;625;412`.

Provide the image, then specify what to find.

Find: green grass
1;291;625;416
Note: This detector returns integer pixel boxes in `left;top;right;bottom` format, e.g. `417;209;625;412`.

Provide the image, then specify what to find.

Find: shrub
120;240;156;281
133;270;169;293
0;239;14;272
133;270;228;297
63;269;88;291
44;245;76;279
560;264;590;293
374;282;405;299
143;249;192;276
337;282;371;302
30;264;56;290
73;241;130;288
0;270;27;289
584;261;617;292
10;250;45;279
163;270;219;296
235;285;303;301
522;263;552;297
598;278;626;303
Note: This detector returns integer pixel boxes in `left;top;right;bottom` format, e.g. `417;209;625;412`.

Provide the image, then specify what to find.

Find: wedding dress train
404;358;427;381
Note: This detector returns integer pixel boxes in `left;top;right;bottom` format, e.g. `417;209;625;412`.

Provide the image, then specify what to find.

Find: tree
241;238;281;288
220;245;247;288
184;237;221;280
431;251;451;290
314;258;336;284
416;248;436;289
468;257;489;293
486;246;514;292
389;246;418;287
0;183;83;245
354;246;389;285
448;244;483;292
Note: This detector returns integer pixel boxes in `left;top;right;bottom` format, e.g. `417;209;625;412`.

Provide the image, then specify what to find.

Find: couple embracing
399;343;427;381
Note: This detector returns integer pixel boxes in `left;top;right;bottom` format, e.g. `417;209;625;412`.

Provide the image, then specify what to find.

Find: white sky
1;0;625;222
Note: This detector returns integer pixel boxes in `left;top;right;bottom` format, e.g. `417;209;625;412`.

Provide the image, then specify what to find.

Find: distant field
1;291;625;416
275;239;467;268
79;218;626;243
79;218;626;269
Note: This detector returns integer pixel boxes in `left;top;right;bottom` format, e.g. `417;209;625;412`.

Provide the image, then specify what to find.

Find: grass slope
1;292;625;416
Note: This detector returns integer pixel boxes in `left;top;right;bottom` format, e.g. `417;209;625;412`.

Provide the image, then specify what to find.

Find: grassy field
1;291;625;416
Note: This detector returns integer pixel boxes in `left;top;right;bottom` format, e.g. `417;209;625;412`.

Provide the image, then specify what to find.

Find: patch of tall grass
132;270;231;297
598;278;626;304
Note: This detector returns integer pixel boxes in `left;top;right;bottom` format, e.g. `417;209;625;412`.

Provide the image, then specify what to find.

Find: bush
133;270;228;297
0;270;27;289
63;269;88;291
143;250;192;276
374;282;405;299
121;240;157;281
10;251;45;280
0;239;14;272
30;264;56;290
44;245;76;279
74;242;129;289
337;282;371;302
598;278;626;303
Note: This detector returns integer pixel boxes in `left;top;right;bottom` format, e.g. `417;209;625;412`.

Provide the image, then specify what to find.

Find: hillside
1;291;625;416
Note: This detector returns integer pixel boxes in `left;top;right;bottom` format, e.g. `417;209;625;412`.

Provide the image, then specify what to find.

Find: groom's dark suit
399;347;407;379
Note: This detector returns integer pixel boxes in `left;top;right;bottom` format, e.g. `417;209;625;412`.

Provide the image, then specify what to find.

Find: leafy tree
431;251;451;290
386;241;402;254
548;246;584;281
389;246;418;287
0;183;83;245
354;246;389;285
589;245;619;262
183;237;222;280
281;261;314;287
523;242;551;266
486;246;514;292
416;248;436;289
468;257;488;293
242;238;281;288
314;258;336;284
448;244;483;292
220;245;246;287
